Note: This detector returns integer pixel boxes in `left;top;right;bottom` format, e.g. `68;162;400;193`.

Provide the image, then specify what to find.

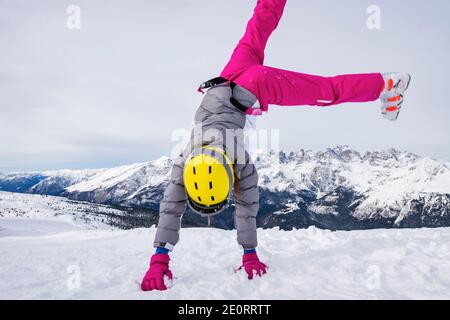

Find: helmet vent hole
198;196;202;202
209;166;212;174
193;167;196;175
194;182;198;190
211;196;215;202
209;181;213;189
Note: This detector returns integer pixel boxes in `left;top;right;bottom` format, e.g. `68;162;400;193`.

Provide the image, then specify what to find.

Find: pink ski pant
220;0;384;113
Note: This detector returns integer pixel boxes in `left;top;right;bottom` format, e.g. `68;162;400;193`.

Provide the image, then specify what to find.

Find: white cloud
1;0;449;172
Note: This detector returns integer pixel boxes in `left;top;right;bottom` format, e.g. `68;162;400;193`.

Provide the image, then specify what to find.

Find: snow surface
2;218;450;300
0;191;123;230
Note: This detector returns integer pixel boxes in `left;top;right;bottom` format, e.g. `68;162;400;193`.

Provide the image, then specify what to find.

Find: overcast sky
1;0;449;172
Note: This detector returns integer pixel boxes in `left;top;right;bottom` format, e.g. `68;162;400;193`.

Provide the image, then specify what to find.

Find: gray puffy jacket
153;84;260;250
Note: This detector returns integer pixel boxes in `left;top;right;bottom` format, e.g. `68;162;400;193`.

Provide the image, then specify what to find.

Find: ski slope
1;219;450;300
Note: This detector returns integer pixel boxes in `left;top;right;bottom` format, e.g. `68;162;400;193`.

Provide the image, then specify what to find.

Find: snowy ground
2;218;450;300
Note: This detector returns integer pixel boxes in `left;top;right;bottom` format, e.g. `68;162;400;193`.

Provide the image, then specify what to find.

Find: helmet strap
207;216;214;227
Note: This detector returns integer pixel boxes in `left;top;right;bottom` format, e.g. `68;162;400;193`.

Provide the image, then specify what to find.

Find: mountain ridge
1;146;449;231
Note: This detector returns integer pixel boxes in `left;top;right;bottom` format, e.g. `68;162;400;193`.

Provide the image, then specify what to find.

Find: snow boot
380;72;412;121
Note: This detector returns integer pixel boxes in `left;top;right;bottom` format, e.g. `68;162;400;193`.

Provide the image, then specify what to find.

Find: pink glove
141;254;173;291
239;252;268;280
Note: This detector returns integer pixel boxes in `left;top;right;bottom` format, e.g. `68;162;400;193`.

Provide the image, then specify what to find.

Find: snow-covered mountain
253;146;450;228
64;157;172;209
1;146;449;230
0;172;48;193
0;168;104;195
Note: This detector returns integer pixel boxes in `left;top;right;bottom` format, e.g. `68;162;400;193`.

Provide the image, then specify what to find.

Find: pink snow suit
220;0;384;115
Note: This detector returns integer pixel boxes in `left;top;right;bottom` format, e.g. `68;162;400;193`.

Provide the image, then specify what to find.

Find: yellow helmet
183;146;234;216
